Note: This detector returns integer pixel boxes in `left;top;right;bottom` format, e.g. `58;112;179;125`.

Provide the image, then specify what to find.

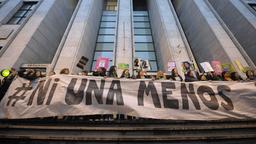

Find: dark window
7;1;38;25
133;0;147;11
133;10;159;72
91;0;117;71
249;4;256;11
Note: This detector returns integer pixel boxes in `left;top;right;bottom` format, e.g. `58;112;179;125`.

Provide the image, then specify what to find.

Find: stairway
0;116;256;143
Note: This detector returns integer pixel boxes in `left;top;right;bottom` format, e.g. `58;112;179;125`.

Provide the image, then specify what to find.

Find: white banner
1;75;256;120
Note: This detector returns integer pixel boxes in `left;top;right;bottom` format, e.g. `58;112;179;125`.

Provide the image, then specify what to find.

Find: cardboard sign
95;57;110;70
77;56;88;70
182;61;195;73
141;60;151;71
200;62;214;72
133;58;151;71
118;63;129;70
168;61;176;72
134;58;141;70
211;61;223;75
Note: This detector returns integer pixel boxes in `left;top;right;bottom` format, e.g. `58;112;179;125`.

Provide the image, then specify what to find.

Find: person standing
184;70;199;82
230;72;243;81
136;70;147;79
156;71;166;80
245;70;254;81
93;67;107;77
108;66;118;78
170;68;183;81
120;69;131;79
0;68;17;100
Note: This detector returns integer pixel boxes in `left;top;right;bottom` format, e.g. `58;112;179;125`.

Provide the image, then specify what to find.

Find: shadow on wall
15;0;79;68
171;0;232;72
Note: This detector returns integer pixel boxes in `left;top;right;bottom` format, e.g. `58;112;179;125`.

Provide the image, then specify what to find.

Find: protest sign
118;63;129;70
95;57;110;70
1;75;256;120
200;62;214;72
211;61;223;75
134;58;141;70
141;60;151;71
168;61;176;72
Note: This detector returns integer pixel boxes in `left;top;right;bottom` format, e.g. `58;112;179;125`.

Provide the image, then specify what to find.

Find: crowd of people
87;66;256;82
1;65;256;98
53;64;256;82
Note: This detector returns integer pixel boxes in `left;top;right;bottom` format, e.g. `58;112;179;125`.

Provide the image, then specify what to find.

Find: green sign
118;63;129;70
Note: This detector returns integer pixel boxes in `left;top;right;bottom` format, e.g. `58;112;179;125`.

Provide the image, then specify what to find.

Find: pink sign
168;61;176;72
211;60;223;75
95;57;110;70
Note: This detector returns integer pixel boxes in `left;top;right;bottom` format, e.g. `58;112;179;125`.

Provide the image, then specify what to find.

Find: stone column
149;0;193;75
115;0;133;75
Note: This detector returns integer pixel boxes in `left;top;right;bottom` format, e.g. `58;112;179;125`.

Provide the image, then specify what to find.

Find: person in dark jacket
0;69;17;100
230;72;243;81
206;72;222;81
0;78;3;100
170;68;183;81
93;67;107;77
108;66;118;78
184;70;199;82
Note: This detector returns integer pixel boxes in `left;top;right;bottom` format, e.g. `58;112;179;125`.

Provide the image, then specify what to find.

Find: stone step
0;119;255;142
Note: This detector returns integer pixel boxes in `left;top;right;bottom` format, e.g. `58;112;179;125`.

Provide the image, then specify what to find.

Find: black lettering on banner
181;83;200;110
46;78;59;105
161;82;178;109
7;83;32;106
27;79;51;106
138;81;161;108
85;80;104;105
37;79;52;105
106;80;124;105
217;85;234;111
197;86;219;110
65;78;87;105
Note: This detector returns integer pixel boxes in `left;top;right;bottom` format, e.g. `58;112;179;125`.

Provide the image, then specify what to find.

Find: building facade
0;0;256;76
